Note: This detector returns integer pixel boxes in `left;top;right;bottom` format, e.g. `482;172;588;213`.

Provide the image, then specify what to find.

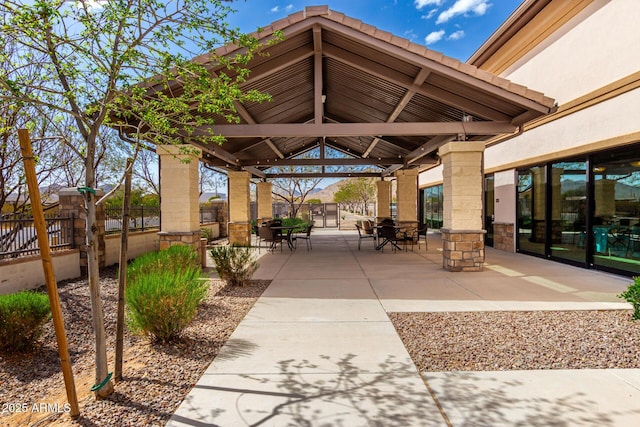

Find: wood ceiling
173;6;556;179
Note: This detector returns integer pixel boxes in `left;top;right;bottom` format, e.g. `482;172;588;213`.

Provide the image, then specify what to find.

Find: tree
1;0;277;398
271;171;323;218
334;178;376;215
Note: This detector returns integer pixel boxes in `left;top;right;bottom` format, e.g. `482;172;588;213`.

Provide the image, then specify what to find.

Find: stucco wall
0;250;81;295
485;89;640;172
104;230;159;266
503;0;640;104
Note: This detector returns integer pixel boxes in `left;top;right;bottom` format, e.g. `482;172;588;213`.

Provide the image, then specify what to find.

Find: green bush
619;277;640;320
128;245;200;284
209;245;259;287
0;291;51;352
200;227;215;243
126;246;206;343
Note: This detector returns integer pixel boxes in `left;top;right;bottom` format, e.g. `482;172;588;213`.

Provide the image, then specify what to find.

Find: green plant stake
618;276;640;320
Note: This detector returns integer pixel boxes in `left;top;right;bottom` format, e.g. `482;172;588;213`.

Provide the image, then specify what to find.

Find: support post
156;145;202;251
228;171;252;246
19;129;80;418
376;180;391;220
440;141;486;272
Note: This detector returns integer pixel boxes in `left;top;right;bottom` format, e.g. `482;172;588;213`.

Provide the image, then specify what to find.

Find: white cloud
447;30;465;40
425;30;446;45
436;0;492;24
404;29;418;41
414;0;444;10
270;6;279;13
421;9;438;20
284;4;294;12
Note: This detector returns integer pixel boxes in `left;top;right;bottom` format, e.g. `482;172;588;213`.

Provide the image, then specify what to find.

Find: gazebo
153;6;555;271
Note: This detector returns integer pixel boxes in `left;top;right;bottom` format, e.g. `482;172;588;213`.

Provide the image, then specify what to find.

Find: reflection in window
592;152;640;274
422;185;443;229
517;167;546;256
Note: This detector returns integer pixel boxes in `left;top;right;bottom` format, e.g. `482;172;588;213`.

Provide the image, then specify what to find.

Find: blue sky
226;0;523;62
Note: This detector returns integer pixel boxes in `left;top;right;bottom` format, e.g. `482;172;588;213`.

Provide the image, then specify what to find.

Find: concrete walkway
168;229;640;426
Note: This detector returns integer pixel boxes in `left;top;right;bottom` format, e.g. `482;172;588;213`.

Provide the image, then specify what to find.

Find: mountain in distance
309;180;345;203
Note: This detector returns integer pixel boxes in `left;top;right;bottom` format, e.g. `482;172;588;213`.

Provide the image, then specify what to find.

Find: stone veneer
493;222;515;252
58;187;106;270
228;222;251;246
157;231;201;251
441;229;486;272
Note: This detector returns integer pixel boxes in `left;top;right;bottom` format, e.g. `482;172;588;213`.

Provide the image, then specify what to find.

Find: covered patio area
169;229;637;426
140;6;557;272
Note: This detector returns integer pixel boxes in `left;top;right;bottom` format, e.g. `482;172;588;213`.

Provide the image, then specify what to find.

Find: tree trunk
84;165;114;398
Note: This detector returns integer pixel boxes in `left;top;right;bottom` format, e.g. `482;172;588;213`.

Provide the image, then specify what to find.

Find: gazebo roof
170;6;556;179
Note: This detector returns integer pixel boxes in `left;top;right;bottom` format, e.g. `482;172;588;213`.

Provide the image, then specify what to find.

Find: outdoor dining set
355;219;428;252
255;219;314;252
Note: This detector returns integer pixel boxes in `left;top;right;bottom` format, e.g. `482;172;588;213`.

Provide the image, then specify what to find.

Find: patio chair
362;220;375;236
378;224;402;252
258;225;285;252
293;223;313;251
412;224;428;250
355;223;375;250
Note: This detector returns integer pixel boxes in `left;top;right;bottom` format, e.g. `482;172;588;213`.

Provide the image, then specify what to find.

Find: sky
226;0;524;62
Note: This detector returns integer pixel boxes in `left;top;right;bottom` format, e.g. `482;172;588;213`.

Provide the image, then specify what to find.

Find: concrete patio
168;229;639;426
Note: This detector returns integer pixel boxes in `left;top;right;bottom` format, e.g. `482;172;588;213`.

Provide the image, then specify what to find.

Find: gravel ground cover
0;267;269;427
389;310;640;372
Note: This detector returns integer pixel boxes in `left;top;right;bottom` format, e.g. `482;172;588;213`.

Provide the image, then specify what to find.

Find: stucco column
439;141;486;272
394;169;419;223
257;181;273;223
156;145;201;250
228;170;252;246
376;180;391;220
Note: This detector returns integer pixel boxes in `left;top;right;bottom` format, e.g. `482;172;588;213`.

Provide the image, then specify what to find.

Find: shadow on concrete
424;370;640;426
171;354;446;426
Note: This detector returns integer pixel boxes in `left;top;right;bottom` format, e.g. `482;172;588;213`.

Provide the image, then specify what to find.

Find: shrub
128;244;200;284
619;277;640;320
209;245;259;287
126;246;206;343
0;291;51;352
200;227;215;243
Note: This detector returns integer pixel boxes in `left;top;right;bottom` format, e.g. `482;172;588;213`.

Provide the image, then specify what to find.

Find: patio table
269;225;298;251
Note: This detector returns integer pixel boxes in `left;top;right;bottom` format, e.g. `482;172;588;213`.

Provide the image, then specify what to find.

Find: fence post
58;188;106;271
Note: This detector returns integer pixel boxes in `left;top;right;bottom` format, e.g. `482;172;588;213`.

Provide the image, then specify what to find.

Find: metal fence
105;206;161;234
199;205;220;224
0;213;74;259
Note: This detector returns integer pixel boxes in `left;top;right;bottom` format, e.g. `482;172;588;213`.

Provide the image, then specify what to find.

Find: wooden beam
266;172;382;178
405;135;455;164
201;121;516;138
244;158;402;166
313;25;324;124
243;166;267;179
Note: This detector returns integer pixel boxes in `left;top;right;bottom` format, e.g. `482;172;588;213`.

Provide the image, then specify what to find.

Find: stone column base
158;231;202;250
493;222;515;252
441;229;486;272
228;222;251;246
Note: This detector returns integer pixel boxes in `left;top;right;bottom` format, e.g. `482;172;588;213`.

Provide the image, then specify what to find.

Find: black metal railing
105;206;161;234
199;205;219;224
0;213;73;259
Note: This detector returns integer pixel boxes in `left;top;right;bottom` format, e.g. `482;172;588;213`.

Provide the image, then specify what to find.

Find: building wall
502;0;640;105
0;250;80;295
104;230;160;266
485;89;640;172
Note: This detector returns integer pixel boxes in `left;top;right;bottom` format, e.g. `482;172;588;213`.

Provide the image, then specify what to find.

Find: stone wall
441;229;485;272
493;222;515;252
